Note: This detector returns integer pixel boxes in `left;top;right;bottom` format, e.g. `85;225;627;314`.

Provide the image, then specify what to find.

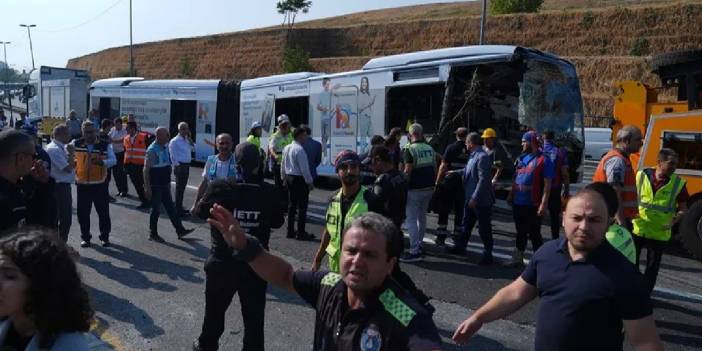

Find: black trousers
54;182;73;242
286;175;309;235
634;236;666;294
513;205;543;252
547;188;563;240
455;206;493;255
198;259;267;351
150;185;185;235
437;174;465;232
76;183;111;241
125;163;148;204
109;151;129;194
173;163;190;213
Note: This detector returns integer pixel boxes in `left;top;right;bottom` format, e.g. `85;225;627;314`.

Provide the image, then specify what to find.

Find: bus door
170;100;197;141
329;85;359;157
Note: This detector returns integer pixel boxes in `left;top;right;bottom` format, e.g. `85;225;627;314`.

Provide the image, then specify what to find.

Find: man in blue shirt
542;130;570;240
448;132;495;265
507;131;554;266
453;187;664;351
300;124;322;181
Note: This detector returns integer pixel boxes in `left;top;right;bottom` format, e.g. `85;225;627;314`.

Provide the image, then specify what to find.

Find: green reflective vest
270;131;293;164
405;141;436;189
632;170;685;242
605;224;636;264
246;134;261;149
325;187;369;272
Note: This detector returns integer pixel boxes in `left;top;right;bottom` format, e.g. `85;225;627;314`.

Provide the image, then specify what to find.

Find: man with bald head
453;186;664;351
191;133;238;213
144;127;194;242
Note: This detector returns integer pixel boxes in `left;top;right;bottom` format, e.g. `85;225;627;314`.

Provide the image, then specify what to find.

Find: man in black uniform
433;127;469;245
0;129;55;232
192;162;285;351
208;210;442;351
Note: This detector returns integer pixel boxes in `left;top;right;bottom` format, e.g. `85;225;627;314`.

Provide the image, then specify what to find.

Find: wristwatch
232;235;263;262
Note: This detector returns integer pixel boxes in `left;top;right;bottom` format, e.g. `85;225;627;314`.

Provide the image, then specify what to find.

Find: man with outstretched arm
209;209;442;351
452;187;664;351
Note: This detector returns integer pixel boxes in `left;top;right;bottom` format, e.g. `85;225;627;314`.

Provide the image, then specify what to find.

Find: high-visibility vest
325;186;369;272
123;132;148;165
206;154;238;181
605;224;636;264
247;135;261;150
74;138;109;184
632;170;685;242
405;141;436;189
270;131;292;165
593;149;638;219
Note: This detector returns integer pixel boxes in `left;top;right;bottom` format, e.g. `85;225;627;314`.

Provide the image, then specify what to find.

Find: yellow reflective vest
325;187;369;272
632;170;685;242
605;224;636;264
269;131;292;165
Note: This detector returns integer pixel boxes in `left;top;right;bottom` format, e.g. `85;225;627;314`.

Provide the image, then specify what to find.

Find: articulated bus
90;45;585;186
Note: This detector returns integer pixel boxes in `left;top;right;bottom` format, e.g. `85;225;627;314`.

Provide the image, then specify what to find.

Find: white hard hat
251;121;262;129
277;114;290;125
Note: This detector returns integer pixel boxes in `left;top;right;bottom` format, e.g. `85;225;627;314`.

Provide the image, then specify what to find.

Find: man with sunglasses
0;129;55;231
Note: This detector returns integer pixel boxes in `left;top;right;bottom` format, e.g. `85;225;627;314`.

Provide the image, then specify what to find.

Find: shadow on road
88;285;165;338
93;243;204;283
265;285;309;308
653;299;702;318
438;329;520;351
82;256;177;292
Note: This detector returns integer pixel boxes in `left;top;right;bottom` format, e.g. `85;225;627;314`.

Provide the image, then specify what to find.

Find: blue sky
1;0;468;71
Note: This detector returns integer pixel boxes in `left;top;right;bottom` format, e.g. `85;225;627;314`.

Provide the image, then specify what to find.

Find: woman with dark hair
0;228;93;350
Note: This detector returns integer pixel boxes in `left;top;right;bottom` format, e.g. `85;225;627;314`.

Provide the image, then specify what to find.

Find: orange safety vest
123;132;148;165
593;149;639;219
74;138;109;184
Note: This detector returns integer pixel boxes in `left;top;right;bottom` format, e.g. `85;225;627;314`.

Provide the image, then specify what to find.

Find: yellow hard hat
481;128;497;139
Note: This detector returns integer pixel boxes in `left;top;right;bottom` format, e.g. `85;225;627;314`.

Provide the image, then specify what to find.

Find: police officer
144;127;194;243
192;158;284;351
312;150;371;273
0;129;54;231
123;121;152;209
210;210;442;350
593;125;643;231
72;121;116;247
633;148;688;294
433;127;469;245
541;130;570;239
506;131;554;266
268;114;293;189
246;121;263;151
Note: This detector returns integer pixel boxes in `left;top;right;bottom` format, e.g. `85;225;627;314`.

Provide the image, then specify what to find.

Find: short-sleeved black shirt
521;238;652;351
442;140;468;171
293;270;442;351
195;179;284;261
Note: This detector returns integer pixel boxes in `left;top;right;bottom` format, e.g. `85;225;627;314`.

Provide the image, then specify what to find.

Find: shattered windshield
519;58;585;146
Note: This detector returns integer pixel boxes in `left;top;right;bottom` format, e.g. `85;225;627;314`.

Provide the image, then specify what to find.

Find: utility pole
479;0;487;45
129;0;134;76
19;24;36;70
1;41;13;124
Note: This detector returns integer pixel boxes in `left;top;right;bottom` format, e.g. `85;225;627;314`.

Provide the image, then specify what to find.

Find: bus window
275;96;309;128
386;83;444;135
662;131;702;172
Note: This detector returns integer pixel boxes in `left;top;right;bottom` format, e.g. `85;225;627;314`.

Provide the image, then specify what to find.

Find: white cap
277;114;290;125
251;121;262;129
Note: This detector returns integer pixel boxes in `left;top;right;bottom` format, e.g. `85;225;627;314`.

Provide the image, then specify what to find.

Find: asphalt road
64;162;702;350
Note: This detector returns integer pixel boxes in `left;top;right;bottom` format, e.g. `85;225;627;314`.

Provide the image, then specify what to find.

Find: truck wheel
651;50;702;72
679;200;702;261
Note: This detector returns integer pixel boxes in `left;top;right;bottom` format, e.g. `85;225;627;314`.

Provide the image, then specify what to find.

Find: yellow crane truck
611;50;702;261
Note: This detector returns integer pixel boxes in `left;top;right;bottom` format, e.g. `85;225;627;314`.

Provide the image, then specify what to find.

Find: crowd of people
0;107;680;350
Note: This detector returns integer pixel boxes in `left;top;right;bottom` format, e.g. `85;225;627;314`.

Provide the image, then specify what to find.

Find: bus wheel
679;200;702;262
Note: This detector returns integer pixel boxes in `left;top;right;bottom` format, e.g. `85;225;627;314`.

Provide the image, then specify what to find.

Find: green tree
277;0;312;41
180;57;194;78
282;46;312;73
489;0;544;15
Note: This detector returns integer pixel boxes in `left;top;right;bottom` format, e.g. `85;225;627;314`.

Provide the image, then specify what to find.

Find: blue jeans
405;189;433;254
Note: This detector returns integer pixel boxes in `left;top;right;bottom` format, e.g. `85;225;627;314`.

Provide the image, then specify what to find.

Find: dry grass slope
67;0;702;118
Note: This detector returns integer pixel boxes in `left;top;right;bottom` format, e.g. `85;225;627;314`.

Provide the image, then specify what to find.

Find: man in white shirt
108;117;129;197
169;122;194;217
191;133;238;213
46;124;76;242
281;127;314;240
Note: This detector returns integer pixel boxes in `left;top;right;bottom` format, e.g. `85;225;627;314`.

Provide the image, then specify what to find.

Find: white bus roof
241;72;323;89
362;45;519;70
91;77;144;88
124;79;221;89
